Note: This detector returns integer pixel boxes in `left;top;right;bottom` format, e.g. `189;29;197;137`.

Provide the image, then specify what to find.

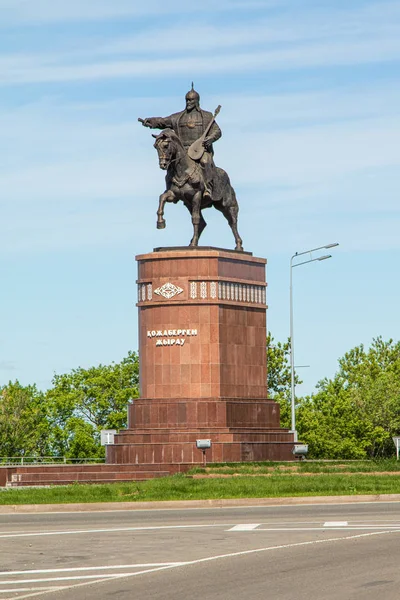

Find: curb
1;494;400;514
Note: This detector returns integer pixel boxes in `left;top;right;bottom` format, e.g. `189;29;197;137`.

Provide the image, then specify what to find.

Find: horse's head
152;129;180;170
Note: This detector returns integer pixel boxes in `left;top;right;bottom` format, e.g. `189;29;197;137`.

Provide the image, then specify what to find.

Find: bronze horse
152;129;243;251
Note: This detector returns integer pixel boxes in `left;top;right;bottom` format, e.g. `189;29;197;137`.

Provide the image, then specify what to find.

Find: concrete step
9;463;170;474
7;469;170;487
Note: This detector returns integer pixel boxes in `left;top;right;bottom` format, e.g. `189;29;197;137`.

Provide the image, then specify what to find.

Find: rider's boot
200;155;214;203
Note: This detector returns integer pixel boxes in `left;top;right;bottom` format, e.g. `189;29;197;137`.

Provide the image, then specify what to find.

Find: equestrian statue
139;84;243;251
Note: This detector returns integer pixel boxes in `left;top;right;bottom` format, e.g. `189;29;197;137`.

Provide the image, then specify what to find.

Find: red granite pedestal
106;247;295;468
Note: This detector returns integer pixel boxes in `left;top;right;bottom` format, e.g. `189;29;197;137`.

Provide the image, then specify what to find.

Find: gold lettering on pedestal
155;338;185;346
147;328;198;346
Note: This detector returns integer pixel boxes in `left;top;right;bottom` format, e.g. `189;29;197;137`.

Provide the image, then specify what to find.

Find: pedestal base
107;396;295;464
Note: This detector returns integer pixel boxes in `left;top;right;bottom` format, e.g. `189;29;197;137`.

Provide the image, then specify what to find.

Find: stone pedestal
106;247;295;467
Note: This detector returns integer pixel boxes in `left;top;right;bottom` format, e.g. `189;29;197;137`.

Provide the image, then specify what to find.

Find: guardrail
0;457;105;466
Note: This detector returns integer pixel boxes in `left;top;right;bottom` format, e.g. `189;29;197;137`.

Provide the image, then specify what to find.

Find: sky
1;0;399;396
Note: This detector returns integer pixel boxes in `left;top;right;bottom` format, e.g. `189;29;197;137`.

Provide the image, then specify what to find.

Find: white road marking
324;521;348;527
10;566;185;600
0;588;61;593
0;574;123;585
254;526;400;531
2;521;400;542
0;523;234;539
229;523;261;531
183;529;400;566
8;529;400;600
0;563;184;576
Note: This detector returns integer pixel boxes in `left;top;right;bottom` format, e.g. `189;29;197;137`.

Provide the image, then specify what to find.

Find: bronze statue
139;84;243;251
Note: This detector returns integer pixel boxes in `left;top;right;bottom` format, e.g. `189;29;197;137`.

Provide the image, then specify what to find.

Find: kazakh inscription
147;328;198;347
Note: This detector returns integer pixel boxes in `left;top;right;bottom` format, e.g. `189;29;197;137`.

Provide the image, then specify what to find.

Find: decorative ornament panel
190;281;197;299
154;282;184;300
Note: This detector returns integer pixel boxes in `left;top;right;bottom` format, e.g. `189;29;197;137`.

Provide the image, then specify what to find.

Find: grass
188;458;400;475
1;462;400;506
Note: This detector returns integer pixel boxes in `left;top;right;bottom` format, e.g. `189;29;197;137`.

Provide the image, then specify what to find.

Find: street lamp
289;243;339;441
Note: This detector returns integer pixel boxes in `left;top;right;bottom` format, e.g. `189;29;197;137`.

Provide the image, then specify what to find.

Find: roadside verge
2;493;400;514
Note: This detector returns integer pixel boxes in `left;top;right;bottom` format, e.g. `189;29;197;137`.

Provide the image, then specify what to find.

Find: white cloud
1;2;399;85
0;0;278;25
1;35;400;86
222;86;400;127
226;116;400;187
97;2;400;57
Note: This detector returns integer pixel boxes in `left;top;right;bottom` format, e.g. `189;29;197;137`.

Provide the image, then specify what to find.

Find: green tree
297;337;400;458
267;333;302;428
0;381;51;457
46;351;140;458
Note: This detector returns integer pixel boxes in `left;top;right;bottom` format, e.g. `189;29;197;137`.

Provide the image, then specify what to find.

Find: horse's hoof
235;244;244;252
157;219;166;229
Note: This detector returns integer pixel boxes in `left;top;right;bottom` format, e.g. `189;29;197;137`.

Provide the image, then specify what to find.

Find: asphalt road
1;502;400;599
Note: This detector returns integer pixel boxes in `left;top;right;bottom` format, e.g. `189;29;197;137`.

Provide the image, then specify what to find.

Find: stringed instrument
187;105;221;161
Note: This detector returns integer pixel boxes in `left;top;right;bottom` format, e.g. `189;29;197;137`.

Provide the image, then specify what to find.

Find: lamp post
289;243;339;441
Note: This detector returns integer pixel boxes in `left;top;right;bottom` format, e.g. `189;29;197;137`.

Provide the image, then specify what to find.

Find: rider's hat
185;82;200;103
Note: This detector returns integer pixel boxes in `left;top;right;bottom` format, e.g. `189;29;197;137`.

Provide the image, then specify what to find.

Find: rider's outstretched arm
141;115;174;129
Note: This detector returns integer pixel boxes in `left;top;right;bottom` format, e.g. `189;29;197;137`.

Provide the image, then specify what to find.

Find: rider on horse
140;84;221;202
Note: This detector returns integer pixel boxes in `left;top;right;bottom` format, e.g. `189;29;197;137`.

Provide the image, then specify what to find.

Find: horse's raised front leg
157;190;175;229
189;191;203;247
